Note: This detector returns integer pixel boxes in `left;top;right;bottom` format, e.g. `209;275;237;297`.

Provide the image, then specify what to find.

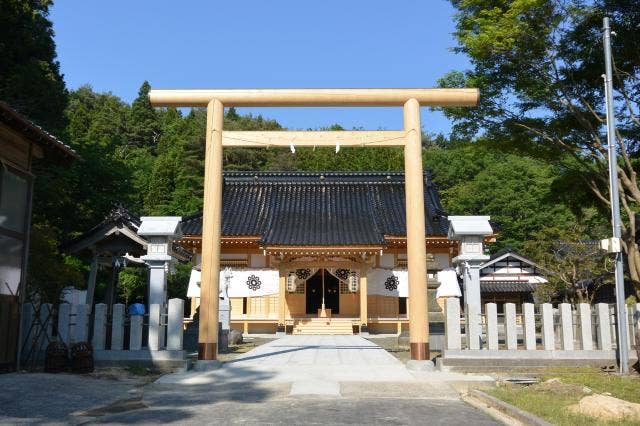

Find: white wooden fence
21;299;185;363
444;299;640;360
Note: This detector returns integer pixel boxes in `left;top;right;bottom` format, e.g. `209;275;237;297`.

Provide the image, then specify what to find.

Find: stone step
292;319;354;335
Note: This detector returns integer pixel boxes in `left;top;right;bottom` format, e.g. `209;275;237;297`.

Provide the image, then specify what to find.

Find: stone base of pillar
198;343;217;360
410;342;429;360
406;359;435;371
193;360;222;371
360;324;369;336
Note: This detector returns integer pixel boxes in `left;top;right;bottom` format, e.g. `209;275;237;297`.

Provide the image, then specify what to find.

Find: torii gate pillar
198;98;224;360
404;98;430;360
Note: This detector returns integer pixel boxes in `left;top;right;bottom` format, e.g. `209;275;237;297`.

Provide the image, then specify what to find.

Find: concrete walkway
0;337;500;425
100;336;499;424
160;335;415;386
157;335;491;395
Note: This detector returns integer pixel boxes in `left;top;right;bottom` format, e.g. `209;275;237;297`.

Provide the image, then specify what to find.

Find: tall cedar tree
0;0;67;131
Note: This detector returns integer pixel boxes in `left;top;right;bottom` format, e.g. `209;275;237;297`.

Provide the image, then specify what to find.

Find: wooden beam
404;98;430;361
222;131;407;148
198;98;224;361
149;88;479;107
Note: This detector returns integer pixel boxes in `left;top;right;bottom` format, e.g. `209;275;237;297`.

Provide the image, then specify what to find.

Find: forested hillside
2;0;619;302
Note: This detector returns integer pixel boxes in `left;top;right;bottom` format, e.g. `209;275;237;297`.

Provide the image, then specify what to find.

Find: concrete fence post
148;303;161;351
111;304;125;350
57;303;71;345
634;303;640;348
167;298;184;350
523;303;536;350
559;303;574;350
578;303;593;350
597;303;612;351
505;303;517;350
130;315;143;351
626;305;634;350
92;303;107;350
466;303;482;350
75;304;89;342
445;298;461;350
541;303;555;350
486;303;498;350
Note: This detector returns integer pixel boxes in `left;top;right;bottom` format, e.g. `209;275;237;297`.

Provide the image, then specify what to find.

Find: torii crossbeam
149;88;479;363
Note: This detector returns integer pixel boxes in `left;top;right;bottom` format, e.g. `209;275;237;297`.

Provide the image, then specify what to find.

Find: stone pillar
277;272;286;335
466;303;482;350
167;298;184;350
560;303;574;350
523;303;536;350
92;303;107;350
138;216;182;351
111;304;125;350
148;264;167;349
403;98;429;361
486;303;498;350
462;265;482;311
148;303;162;350
597;303;612;351
218;270;231;353
445;298;461;350
541;303;555;350
578;303;593;351
359;268;368;335
505;303;517;350
130;315;143;350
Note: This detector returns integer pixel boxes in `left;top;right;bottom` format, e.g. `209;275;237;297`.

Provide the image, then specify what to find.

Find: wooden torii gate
149;88;479;362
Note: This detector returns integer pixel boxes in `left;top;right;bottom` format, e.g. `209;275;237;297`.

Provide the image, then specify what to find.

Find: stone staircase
292;318;354;335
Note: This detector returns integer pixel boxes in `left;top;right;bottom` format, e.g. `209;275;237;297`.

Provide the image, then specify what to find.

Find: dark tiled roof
0;101;80;161
181;171;448;246
480;281;536;293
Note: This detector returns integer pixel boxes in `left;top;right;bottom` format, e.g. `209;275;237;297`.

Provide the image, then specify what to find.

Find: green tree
524;221;613;304
424;139;580;252
0;0;67;131
441;0;640;296
126;81;160;149
118;267;146;306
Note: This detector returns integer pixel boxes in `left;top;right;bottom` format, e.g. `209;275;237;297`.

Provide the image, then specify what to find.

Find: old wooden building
0;102;79;369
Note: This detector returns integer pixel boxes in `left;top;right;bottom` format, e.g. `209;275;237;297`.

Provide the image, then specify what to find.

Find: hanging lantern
348;270;359;293
286;272;297;292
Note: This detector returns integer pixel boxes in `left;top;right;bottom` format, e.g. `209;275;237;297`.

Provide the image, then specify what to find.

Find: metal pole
603;16;629;374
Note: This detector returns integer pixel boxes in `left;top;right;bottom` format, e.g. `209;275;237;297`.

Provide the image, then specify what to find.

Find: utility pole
602;16;629;375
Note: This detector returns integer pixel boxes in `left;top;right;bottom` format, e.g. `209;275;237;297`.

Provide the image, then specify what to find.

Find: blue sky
50;1;469;134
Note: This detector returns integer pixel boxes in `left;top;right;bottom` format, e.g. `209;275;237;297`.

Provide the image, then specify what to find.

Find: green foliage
168;262;192;301
118;267;146;306
0;0;67;132
424;140;581;252
523;218;612;303
27;223;83;303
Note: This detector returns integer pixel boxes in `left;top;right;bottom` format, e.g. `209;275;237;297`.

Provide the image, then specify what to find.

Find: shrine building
180;171;532;335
